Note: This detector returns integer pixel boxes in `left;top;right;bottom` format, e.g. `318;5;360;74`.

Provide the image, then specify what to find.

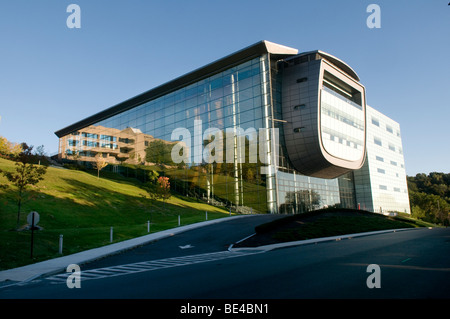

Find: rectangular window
67;139;78;147
379;185;387;190
82;133;98;139
377;168;385;174
386;125;393;133
394;187;401;192
371;117;380;127
390;160;397;166
376;156;384;162
389;144;396;151
83;140;99;147
374;137;382;146
100;135;116;142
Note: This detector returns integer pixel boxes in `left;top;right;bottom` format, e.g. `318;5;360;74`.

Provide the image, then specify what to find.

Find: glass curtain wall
59;54;357;214
60;56;273;213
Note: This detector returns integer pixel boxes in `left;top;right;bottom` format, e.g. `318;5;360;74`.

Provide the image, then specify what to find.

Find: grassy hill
234;208;435;248
0;157;230;270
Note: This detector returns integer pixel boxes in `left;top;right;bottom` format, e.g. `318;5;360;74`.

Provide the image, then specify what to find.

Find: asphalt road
1;217;449;303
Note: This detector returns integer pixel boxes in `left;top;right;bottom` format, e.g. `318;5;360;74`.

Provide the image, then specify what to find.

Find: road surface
1;217;449;304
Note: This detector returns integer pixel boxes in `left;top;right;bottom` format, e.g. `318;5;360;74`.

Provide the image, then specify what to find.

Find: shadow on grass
0;176;228;270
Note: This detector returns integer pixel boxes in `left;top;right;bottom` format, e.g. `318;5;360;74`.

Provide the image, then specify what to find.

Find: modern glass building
55;41;410;215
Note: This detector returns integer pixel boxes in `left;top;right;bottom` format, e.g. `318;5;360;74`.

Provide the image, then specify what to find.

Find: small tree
0;136;22;159
156;176;171;208
0;144;47;229
92;153;108;179
147;169;159;184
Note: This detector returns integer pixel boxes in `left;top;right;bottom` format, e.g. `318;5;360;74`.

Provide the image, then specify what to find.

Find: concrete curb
0;215;252;284
228;227;420;252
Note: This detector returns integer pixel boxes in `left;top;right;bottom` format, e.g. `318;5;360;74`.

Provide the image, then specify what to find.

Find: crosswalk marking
45;249;264;284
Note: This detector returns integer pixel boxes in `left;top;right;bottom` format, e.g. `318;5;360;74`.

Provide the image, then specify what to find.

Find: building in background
55;41;410;215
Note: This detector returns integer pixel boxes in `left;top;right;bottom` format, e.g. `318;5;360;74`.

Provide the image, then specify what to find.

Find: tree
34;144;50;166
156;176;171;208
0;136;22;159
0;144;47;229
147;169;159;184
92;153;108;179
408;172;450;224
145;140;174;166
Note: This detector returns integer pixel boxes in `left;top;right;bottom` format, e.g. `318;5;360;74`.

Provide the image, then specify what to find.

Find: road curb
228;227;422;252
0;215;253;284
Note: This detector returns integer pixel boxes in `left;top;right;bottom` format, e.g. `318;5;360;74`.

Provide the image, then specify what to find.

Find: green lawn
267;210;433;242
0;158;230;270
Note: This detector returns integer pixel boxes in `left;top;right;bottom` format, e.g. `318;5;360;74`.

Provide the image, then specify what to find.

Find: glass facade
60;56;275;213
57;42;409;215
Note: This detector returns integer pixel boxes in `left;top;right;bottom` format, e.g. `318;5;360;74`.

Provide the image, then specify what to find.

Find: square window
371;118;380;127
374;137;382;146
386;125;393;133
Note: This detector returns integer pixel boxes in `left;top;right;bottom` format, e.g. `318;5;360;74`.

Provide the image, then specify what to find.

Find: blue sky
0;0;448;176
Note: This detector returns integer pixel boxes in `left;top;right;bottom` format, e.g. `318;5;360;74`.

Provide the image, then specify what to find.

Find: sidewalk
0;215;251;284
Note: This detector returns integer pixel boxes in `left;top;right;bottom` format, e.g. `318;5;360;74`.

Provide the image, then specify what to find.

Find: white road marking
179;244;194;249
45;249;264;284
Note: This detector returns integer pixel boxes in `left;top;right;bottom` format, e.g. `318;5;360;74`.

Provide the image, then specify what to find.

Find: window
83;140;99;147
379;185;387;190
67;139;78;147
377;168;385;174
376;156;384;162
371;117;380;127
101;135;116;142
386;125;393;133
296;77;307;83
82;133;98;139
388;144;396;151
374;137;382;146
394;187;401;192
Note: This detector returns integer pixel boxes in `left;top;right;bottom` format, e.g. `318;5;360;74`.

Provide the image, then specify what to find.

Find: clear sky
0;0;448;176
